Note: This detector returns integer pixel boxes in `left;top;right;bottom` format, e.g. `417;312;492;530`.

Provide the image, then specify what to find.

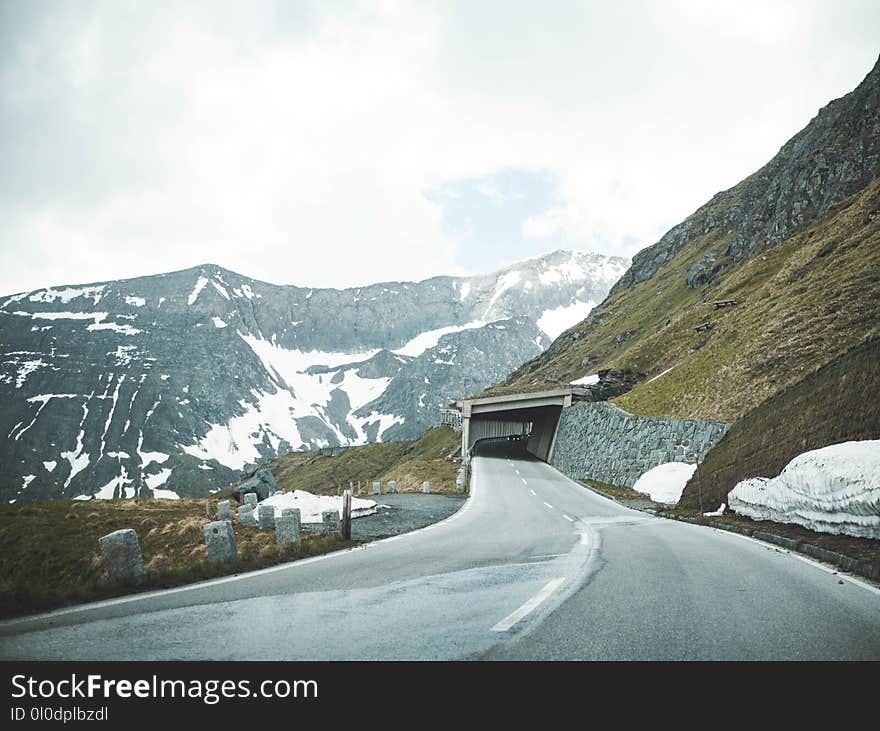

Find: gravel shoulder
351;493;468;542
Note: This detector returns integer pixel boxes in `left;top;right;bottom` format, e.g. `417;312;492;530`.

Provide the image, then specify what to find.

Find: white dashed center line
529;489;536;496
543;502;554;509
491;578;565;632
562;514;574;522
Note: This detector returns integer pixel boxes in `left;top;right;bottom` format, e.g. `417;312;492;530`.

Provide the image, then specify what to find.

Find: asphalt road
1;441;878;660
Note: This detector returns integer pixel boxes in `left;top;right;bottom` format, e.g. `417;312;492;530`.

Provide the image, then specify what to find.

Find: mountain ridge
0;249;628;503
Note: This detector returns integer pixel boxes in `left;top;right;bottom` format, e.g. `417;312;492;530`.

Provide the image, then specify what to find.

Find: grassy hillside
487;58;880;424
218;426;461;498
678;334;880;511
0;427;461;619
0;498;344;618
490;177;880;423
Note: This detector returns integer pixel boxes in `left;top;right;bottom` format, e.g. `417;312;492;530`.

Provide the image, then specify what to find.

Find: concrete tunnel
456;387;588;462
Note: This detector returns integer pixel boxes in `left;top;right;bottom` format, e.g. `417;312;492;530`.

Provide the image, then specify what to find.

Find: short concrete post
218;499;233;520
275;509;301;545
372;481;381;495
244;492;258;507
321;509;341;536
281;507;301;535
258;504;275;530
99;528;147;583
422;481;431;494
238;504;257;527
203;520;238;563
387;480;397;494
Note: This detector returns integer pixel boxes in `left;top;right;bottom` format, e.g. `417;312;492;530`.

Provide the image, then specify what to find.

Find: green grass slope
489;175;880;424
218;426;461;498
678;334;880;510
0;498;343;619
487;58;880;423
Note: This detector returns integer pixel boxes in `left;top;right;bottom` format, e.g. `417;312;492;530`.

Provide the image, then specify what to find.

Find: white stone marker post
238;504;257;527
276;508;302;545
258;504;275;530
203;521;238;563
218;500;233;520
99;529;147;583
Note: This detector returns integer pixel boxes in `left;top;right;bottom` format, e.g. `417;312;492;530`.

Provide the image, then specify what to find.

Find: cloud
1;0;878;294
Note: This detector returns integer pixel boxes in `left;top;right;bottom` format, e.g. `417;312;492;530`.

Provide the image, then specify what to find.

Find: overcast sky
0;1;878;295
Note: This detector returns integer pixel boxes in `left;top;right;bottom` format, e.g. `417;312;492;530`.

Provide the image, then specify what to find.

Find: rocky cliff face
611;55;880;295
0;250;628;502
491;55;880;413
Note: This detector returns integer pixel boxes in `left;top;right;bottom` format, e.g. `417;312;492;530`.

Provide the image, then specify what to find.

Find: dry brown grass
0;497;346;619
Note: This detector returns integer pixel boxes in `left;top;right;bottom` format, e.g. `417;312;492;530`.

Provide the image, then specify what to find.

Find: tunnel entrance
456;386;589;462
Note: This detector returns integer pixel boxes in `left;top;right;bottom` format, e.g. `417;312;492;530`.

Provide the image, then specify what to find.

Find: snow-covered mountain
0;250;628;502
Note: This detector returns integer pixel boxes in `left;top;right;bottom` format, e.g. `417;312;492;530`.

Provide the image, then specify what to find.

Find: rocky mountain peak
609;55;880;296
0;249;628;503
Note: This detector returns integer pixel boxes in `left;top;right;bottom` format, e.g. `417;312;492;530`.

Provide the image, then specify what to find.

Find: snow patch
392;320;486;357
537;300;596;340
87;320;142;336
61;401;91;490
29;285;105;305
212;316;228;328
10;310;142;335
109;345;138;366
188;276;209;305
182;388;305;471
13;358;48;388
648;366;676;384
145;467;173;489
256;490;377;524
632;462;697;505
43;460;57;472
570;373;599;386
485;271;520;317
124;296;146;307
728;440;880;539
152;488;180;500
211;280;230;300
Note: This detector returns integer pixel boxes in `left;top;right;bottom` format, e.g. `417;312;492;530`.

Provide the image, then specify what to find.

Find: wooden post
342;489;352;540
205;498;210;518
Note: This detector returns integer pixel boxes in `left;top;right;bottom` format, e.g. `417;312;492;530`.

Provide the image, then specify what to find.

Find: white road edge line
0;458;485;629
540;458;880;599
717;528;880;597
491;578;565;632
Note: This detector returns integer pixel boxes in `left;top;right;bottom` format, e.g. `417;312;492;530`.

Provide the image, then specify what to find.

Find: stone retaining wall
550;401;729;488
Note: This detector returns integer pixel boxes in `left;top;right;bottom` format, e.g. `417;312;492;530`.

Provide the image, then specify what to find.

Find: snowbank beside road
728;440;880;539
256;490;377;524
632;462;697;504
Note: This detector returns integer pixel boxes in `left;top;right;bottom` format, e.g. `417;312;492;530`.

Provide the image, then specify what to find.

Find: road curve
1;441;878;660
